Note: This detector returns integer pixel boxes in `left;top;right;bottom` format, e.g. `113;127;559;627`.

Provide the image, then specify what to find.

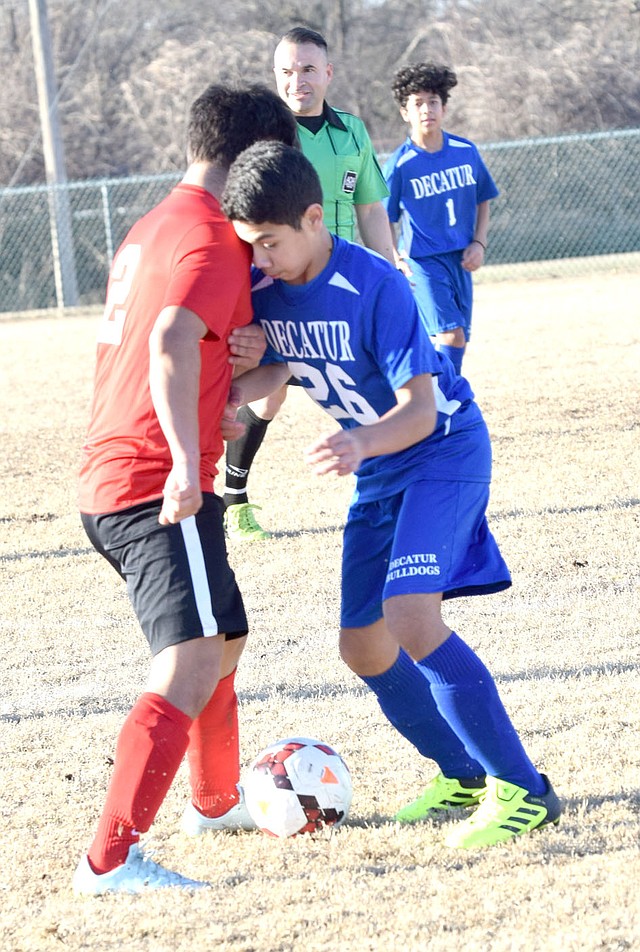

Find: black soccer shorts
81;492;248;656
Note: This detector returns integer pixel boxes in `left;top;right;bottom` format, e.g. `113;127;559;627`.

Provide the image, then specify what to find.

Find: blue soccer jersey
383;133;499;259
251;237;491;503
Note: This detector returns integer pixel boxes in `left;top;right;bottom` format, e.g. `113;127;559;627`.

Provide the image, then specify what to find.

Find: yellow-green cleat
444;774;562;849
224;503;272;542
394;771;486;823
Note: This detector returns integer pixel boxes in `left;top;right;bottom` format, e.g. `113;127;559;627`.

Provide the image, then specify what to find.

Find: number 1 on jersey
445;198;457;227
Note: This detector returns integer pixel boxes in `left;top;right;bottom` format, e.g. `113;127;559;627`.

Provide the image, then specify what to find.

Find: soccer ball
243;737;352;838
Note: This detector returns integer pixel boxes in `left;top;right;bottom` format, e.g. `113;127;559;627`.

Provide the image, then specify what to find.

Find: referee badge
342;170;358;194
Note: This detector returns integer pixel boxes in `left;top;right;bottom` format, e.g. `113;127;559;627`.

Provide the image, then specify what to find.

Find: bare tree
1;0;638;185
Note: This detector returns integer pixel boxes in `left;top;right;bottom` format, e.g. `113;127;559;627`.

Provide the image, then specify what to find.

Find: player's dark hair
280;26;328;52
222;141;323;230
391;63;458;108
187;83;299;168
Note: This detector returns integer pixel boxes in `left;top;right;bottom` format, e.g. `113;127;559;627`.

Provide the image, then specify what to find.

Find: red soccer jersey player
72;83;297;896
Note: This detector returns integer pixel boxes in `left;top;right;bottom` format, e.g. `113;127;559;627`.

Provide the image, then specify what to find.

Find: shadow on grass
1;681;368;723
245;524;344;541
238;681;369;704
2;545;94;562
494;658;639;683
1;694;137;723
491;496;640;521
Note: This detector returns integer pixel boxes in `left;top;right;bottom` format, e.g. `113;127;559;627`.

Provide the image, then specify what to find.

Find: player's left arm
305;373;437;476
232;362;292;405
220;362;292;442
462;200;491;272
355;202;396;264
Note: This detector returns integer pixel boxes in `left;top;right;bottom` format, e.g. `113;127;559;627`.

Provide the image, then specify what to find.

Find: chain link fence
1;129;639;313
480;128;640;279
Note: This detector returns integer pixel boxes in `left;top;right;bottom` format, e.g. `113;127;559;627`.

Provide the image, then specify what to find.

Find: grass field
1;267;639;951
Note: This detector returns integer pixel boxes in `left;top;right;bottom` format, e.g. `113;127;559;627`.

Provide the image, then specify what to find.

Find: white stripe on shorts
180;515;219;637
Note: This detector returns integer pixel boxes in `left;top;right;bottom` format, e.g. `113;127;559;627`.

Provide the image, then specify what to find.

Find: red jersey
79;184;252;514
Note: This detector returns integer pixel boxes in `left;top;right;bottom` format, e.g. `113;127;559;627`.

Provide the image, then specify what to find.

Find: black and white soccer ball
244;737;352;838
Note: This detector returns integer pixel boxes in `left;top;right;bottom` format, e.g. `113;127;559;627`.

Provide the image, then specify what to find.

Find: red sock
187;668;240;817
87;692;192;874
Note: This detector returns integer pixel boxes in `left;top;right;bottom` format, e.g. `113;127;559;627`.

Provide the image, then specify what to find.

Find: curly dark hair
391;63;458;108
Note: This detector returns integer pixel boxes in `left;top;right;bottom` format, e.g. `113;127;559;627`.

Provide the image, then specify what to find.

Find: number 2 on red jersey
96;244;142;345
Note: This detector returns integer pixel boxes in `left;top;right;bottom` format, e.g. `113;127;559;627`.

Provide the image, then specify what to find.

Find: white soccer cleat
72;844;209;895
181;786;256;836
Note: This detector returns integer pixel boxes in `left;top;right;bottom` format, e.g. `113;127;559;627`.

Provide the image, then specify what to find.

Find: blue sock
418;633;545;793
361;648;484;780
436;343;465;374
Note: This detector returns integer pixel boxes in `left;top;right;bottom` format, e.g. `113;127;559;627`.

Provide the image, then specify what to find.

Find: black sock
223;405;271;508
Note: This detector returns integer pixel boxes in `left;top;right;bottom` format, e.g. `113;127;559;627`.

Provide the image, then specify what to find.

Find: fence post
29;0;78;307
100;182;115;266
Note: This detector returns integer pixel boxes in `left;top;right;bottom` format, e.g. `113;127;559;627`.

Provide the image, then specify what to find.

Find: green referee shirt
297;103;389;239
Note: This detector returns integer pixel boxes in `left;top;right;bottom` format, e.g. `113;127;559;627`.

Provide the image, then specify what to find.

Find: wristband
472;239;487;251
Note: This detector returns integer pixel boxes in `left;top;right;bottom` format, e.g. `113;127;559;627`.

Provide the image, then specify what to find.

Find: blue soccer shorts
340;478;512;629
408;251;474;340
81;492;248;656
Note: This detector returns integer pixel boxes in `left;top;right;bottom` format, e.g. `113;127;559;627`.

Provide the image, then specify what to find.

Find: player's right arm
388;221;413;276
148;305;208;525
382;154;413;276
354;202;395;263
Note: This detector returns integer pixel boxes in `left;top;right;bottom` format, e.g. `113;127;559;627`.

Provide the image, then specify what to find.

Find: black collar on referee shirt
322;102;348;131
296;102;350;135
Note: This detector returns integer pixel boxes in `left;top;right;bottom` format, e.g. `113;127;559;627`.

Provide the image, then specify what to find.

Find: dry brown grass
1;266;639;951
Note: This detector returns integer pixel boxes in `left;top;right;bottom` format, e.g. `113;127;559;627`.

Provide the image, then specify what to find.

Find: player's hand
159;463;202;524
220;383;246;442
228;325;267;375
304;429;365;477
462;241;484;272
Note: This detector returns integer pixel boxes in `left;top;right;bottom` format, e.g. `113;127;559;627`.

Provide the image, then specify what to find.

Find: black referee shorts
81;493;248;657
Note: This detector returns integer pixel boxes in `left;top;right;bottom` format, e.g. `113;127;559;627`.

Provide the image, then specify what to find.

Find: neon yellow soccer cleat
444;774;562;849
394;771;486;823
224;503;272;542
